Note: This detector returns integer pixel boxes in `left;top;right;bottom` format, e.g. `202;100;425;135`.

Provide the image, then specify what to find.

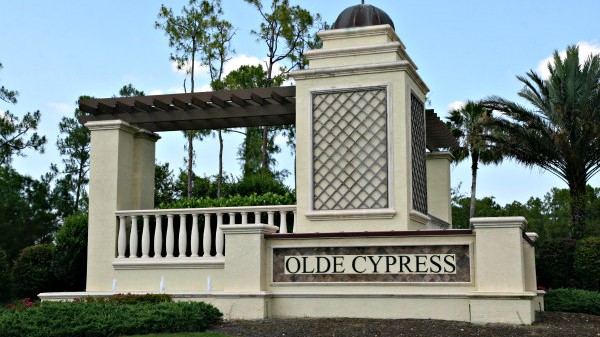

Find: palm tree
482;45;600;239
447;101;503;220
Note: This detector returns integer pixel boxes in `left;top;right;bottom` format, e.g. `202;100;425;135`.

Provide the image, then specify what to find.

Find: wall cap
319;24;400;45
220;224;279;235
305;208;396;221
525;232;539;242
471;216;527;230
86;119;160;141
291;61;429;94
426;151;454;161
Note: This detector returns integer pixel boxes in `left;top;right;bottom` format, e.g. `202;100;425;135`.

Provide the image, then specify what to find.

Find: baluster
292;211;297;233
191;214;200;257
203;213;212;257
129;216;138;258
267;211;275;226
215;212;224;257
179;214;187;258
141;215;150;258
118;216;127;258
254;212;261;225
241;212;248;225
154;215;163;258
228;212;236;225
166;214;174;257
279;211;288;234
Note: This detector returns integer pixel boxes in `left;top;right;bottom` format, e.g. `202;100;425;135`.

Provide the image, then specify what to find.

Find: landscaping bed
209;312;600;337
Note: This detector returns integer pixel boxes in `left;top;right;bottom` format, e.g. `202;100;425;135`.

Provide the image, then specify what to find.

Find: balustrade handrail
115;205;297;217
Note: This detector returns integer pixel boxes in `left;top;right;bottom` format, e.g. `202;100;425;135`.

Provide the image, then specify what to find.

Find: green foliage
82;293;173;304
54;100;91;217
0;247;12;303
482;45;600;239
0;301;222;337
12;244;57;300
156;162;178;206
536;239;578;289
0;167;57;261
0;63;46;166
53;213;88;291
447;101;503;219
118;83;145;97
163;192;295;209
574;237;600;290
544;288;600;315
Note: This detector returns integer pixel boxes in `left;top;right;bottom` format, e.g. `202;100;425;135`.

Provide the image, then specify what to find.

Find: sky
2;0;600;206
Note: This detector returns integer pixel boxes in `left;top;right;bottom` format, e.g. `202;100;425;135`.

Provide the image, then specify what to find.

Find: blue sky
2;0;600;205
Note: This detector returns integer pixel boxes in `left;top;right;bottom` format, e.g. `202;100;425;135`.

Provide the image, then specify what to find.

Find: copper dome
332;4;395;30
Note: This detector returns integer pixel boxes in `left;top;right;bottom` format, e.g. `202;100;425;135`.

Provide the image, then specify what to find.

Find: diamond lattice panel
411;93;428;214
312;88;388;210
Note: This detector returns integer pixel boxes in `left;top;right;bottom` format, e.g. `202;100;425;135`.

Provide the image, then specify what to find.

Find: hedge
0;247;12;302
0;301;222;337
536;239;578;289
544;288;600;315
573;237;600;290
162;192;296;209
53;213;88;292
12;244;57;300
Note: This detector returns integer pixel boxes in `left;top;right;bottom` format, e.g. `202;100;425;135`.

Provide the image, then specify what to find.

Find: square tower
292;23;432;233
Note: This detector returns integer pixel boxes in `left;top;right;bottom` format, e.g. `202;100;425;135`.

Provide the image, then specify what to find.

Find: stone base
39;290;544;324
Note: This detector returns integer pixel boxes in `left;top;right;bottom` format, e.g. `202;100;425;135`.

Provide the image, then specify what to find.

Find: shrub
163;192;296;209
544;288;600;315
536;239;578;289
0;247;13;303
574;237;600;290
12;244;57;300
53;213;88;291
0;301;222;337
82;293;173;304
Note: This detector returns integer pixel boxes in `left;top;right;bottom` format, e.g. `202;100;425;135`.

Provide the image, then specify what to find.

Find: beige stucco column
471;217;527;292
85;120;159;291
426;151;453;224
220;224;278;319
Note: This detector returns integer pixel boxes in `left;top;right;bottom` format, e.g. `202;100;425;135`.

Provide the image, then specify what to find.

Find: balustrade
115;205;296;260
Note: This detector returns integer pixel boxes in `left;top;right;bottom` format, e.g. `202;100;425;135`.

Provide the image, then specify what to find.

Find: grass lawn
124;333;231;337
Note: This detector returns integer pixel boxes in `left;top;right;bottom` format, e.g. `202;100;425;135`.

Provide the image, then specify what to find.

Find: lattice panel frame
312;87;389;211
411;93;428;214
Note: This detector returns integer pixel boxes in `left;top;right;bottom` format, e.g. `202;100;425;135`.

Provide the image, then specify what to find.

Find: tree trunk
187;40;196;200
469;150;479;222
218;129;223;198
569;179;587;239
187;133;193;199
261;126;268;171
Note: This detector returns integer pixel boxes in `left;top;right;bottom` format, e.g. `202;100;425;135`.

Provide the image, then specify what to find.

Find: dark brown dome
332;4;395;30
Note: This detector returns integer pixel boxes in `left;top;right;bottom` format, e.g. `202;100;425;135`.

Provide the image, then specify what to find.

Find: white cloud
171;59;210;77
536;41;600;79
47;102;73;116
447;100;465;111
148;89;164;96
223;54;263;75
167;53;288;92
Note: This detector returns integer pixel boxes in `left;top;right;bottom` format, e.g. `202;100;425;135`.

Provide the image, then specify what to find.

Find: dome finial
332;3;395;30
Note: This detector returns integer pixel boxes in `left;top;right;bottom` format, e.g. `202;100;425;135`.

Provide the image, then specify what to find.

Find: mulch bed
209;312;600;337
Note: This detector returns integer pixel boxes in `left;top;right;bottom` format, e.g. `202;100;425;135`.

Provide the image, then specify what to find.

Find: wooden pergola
79;86;457;151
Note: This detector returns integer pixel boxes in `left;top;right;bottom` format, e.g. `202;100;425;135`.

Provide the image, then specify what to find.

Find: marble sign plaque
273;245;471;283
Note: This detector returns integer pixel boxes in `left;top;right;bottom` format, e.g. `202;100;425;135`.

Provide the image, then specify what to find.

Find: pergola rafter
78;86;457;149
